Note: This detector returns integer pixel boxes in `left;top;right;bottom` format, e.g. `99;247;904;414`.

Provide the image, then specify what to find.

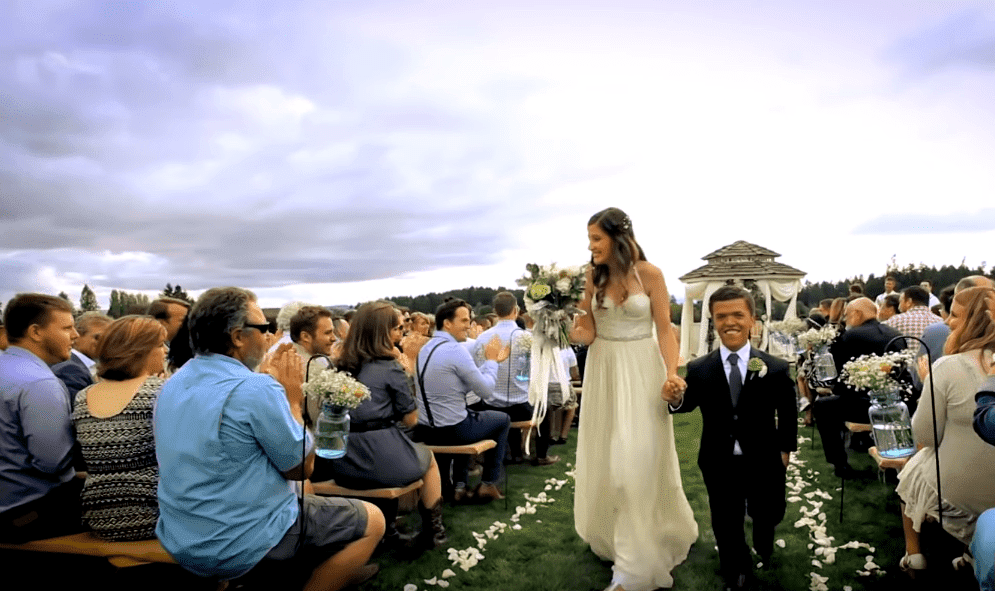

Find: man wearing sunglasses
155;287;383;588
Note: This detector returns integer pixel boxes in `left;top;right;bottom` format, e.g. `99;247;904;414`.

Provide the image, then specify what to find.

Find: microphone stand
885;335;939;529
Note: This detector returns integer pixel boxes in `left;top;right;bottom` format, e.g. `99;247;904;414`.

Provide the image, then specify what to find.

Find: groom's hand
661;376;685;404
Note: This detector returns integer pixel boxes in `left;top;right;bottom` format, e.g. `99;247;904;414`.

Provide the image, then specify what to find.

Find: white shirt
718;341;751;455
74;349;98;378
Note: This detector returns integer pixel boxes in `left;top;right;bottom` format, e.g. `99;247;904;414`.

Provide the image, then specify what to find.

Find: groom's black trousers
703;454;787;580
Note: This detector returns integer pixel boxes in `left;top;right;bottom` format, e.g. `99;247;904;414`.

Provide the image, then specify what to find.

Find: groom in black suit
666;286;797;590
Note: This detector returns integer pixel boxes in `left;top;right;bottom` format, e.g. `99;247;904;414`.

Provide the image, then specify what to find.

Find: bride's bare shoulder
635;260;663;280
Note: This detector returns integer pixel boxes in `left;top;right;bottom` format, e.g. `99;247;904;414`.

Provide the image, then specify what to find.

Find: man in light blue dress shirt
0;294;82;542
473;291;559;465
155;287;383;587
415;298;511;502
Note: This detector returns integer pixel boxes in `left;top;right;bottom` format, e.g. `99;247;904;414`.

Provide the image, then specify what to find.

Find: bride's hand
661;375;686;403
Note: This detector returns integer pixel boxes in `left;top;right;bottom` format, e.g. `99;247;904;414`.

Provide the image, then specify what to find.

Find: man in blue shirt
473;291;559;465
0;293;82;542
415;298;511;502
155;287;383;589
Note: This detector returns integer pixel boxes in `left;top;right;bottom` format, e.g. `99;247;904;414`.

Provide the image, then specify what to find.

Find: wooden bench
868;446;912;482
0;531;176;568
311;479;423;500
425;440;497;503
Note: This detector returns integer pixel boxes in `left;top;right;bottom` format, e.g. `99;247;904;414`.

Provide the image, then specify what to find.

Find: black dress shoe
834;463;857;478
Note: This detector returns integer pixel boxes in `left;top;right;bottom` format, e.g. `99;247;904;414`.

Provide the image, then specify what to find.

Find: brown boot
418;499;448;548
475;482;505;501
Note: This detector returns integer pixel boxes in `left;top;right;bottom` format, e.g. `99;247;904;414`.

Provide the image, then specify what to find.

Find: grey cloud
886;7;995;74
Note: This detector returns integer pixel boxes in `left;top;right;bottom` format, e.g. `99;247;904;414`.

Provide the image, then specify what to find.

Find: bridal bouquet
516;262;586;348
515;262;586;439
840;351;914;394
302;367;371;409
797;324;838;351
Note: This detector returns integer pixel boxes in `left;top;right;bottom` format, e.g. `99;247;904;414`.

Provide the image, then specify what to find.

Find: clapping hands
484;335;511;364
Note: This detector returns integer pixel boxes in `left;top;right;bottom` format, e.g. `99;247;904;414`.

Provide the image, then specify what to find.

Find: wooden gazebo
678;240;806;360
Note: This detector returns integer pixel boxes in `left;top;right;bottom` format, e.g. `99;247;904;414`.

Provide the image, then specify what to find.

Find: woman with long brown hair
569;207;696;591
895;286;995;573
311;301;447;549
72;315;167;541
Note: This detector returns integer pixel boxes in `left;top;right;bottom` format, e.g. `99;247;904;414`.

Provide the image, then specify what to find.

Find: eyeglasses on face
243;322;273;335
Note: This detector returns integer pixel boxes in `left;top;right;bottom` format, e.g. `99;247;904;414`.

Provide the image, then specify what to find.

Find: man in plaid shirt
884;285;944;347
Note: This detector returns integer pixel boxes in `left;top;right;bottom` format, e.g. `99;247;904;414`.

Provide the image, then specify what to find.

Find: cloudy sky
2;1;994;309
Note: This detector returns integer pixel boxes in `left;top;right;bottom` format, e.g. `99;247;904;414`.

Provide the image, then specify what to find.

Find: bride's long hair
588;207;647;310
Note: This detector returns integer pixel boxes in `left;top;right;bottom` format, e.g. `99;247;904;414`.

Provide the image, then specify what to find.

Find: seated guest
473;291;558;466
549;345;580;446
972;350;995;591
290;305;336;420
411;312;433;337
813;297;904;476
53;311;112;403
0;294;82;542
877;294;901;323
884;286;944;349
827;297;848;330
0;318;7;350
895;287;995;573
312;301;447;549
155;287;382;588
72;316;167;541
414;299;511;502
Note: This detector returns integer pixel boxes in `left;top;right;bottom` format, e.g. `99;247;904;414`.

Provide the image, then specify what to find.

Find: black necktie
728;352;742;407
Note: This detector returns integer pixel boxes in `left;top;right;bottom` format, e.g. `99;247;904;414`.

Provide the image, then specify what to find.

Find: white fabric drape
679;277;802;361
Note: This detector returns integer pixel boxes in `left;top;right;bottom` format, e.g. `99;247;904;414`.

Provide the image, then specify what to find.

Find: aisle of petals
403;472;574;591
787;420;884;591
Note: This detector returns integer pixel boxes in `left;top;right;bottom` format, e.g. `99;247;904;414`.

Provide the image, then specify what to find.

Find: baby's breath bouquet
840;351;914;395
767;317;808;336
302;367;371;409
797;325;838;351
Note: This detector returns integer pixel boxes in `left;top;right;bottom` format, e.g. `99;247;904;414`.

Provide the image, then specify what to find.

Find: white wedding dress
574;293;698;590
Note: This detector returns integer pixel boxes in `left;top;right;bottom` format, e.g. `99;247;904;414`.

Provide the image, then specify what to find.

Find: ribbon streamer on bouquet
523;301;576;450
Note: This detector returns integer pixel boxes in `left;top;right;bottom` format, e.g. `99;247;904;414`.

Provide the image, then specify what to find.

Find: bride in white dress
570;207;698;591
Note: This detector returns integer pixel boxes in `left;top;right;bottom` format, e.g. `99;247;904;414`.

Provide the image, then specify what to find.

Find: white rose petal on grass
512;523;522;530
404;585;418;591
424;577;438;585
437;581;450;588
776;539;786;548
441;569;456;579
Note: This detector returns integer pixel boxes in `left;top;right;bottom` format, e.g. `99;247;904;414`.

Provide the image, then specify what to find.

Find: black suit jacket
675;348;797;479
828;320;905;398
52;352;93;409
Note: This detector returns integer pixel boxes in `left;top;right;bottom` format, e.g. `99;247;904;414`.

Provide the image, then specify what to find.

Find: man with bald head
812;297;905;477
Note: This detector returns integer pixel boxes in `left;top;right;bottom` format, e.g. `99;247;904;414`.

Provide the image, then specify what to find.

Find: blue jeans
973;508;995;590
423;410;510;487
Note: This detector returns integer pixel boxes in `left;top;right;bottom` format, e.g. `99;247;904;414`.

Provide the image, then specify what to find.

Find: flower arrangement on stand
839;351;914;395
516;262;586;433
797;325;839;352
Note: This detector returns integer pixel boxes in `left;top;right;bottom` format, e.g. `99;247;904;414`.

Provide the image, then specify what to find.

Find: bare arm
640;261;686;396
569;267;596;345
401;408;418;427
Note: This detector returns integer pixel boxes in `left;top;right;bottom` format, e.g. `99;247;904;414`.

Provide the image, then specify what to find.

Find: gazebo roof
679;240;805;282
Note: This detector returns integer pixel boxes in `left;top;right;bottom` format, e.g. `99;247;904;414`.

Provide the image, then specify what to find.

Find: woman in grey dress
311;301;447;548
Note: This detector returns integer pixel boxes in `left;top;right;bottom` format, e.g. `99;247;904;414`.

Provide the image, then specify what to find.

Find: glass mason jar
813;346;838;382
515;351;530;383
315;402;350;459
868;386;915;459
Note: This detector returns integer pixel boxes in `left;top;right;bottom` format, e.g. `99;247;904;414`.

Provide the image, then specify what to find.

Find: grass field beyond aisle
361;411;963;591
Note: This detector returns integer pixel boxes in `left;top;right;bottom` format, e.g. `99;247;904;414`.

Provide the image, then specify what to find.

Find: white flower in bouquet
512;330;533;351
516;262;586;348
302;367;371;409
840;351;913;393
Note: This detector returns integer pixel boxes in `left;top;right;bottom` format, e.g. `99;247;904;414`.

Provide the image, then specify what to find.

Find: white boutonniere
747;357;768;378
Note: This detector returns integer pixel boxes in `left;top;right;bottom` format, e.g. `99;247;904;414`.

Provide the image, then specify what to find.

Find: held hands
484;335;511;364
661;375;686;405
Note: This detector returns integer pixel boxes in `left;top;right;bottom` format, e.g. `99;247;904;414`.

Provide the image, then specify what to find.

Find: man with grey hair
53;311;113;403
155;287;382;588
267;300;313;356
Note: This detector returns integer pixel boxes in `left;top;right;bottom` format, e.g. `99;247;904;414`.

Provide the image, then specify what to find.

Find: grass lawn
359;410;981;591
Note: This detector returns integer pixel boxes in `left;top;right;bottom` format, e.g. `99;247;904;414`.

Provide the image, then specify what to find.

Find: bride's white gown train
574;294;698;591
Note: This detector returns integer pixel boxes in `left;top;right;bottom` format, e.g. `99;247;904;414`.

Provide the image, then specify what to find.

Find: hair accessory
619;215;632;232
